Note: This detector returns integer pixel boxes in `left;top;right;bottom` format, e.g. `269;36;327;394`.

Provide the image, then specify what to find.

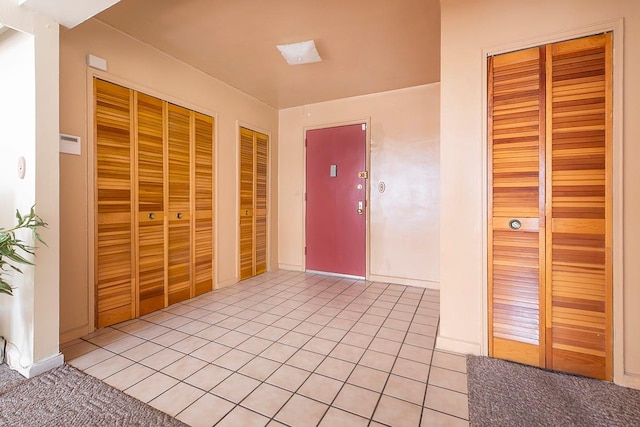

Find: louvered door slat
95;79;134;328
488;46;546;367
194;113;214;296
547;33;612;380
136;93;165;315
167;104;192;304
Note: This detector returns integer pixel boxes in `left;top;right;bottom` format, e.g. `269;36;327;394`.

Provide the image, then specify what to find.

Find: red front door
306;124;366;277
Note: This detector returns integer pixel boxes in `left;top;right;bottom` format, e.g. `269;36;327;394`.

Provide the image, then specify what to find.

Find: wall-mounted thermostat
60;134;81;155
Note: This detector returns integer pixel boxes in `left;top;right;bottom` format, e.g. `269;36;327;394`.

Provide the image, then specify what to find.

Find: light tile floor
63;270;469;427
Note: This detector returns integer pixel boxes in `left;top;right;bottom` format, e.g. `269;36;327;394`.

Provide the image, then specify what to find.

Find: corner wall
278;84;440;287
439;0;640;388
59;19;279;342
0;0;61;376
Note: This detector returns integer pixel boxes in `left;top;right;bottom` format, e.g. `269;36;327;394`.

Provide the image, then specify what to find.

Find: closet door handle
176;212;183;219
148;212;155;220
509;219;521;230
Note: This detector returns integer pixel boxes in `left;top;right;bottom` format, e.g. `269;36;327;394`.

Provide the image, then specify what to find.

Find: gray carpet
0;363;187;426
467;356;640;427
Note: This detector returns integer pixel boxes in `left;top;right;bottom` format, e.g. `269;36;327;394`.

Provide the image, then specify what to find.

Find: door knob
176;212;183;219
357;201;363;215
509;219;522;230
148;212;155;220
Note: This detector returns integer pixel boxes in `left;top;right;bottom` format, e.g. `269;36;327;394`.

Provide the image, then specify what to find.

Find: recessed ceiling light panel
276;40;322;65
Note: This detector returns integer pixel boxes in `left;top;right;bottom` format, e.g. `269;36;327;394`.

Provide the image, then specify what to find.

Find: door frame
302;118;372;279
481;20;626;385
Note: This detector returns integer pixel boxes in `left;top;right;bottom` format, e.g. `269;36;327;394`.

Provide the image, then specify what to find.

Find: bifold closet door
239;127;268;280
95;80;135;328
488;46;546;368
167;104;192;304
193;113;214;296
488;33;612;380
136;93;166;316
96;79;215;327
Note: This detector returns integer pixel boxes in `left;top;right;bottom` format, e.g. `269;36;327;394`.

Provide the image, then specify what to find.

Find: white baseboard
216;277;238;288
436;335;482;355
615;372;640;390
9;352;64;379
60;324;91;345
278;263;304;272
368;273;439;289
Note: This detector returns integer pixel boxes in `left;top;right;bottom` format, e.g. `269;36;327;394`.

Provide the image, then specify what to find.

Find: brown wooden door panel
168;104;192;304
194;113;214;296
547;33;612;380
488;46;546;368
255;132;268;275
136;92;165;315
137;221;165;314
95;79;134;328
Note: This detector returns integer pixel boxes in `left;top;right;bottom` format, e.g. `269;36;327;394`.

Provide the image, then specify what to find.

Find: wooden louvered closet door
488;33;612;380
136;92;166;316
193;113;214;296
167;104;192;305
239;127;269;280
95;79;135;328
95;79;215;327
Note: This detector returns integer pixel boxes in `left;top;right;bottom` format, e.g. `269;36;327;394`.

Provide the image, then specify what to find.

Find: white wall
439;0;640;388
279;84;440;287
0;0;60;376
0;27;36;368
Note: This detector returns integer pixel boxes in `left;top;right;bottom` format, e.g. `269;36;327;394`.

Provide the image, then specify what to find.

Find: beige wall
278;84;440;287
59;19;279;342
0;0;60;376
439;0;640;388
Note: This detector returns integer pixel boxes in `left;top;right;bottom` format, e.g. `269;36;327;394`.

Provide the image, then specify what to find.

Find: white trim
9;353;64;379
480;20;625;385
60;325;91;346
216;277;238;289
278;263;304;272
436;336;481;356
368;273;439;290
618;373;640;390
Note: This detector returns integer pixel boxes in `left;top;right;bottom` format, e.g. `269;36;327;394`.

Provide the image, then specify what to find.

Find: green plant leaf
0;205;46;297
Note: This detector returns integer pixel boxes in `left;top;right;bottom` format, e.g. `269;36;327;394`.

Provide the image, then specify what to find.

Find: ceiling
92;0;441;109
